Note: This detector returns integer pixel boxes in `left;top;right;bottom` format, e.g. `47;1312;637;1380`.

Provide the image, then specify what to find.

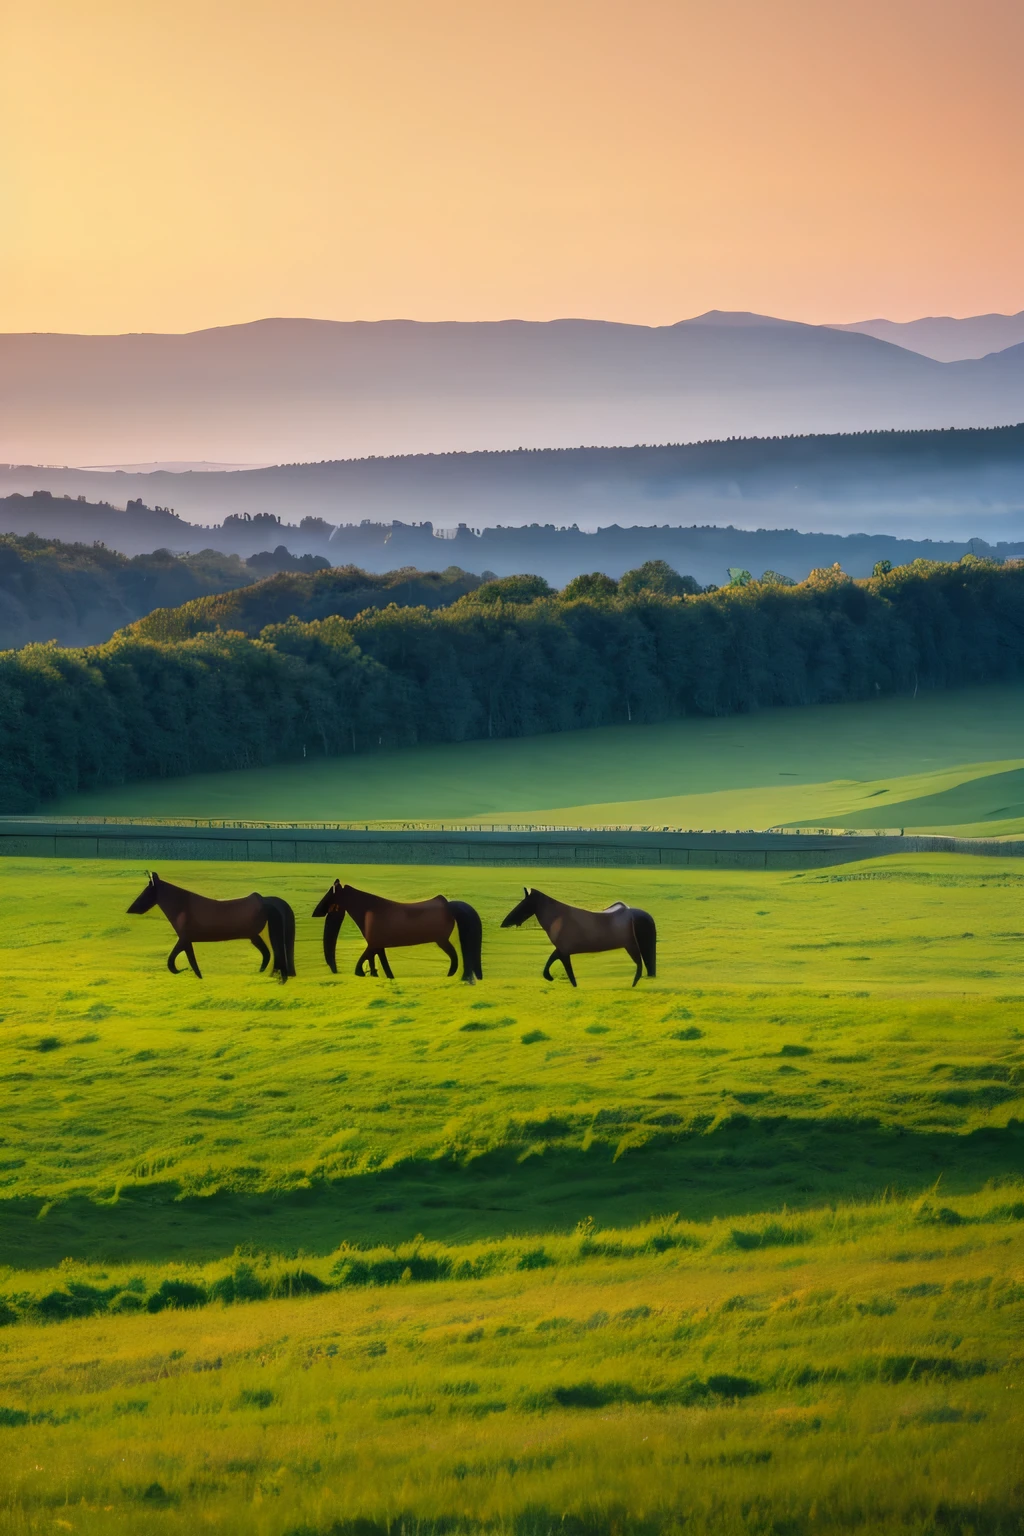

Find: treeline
7;487;1024;588
0;535;255;650
131;563;486;641
0;557;1020;812
0;535;484;650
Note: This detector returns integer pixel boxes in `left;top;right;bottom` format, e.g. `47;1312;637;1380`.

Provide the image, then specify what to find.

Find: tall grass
1;1193;1021;1534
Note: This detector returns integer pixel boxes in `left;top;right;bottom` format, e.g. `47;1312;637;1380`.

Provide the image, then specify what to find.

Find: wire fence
1;815;914;836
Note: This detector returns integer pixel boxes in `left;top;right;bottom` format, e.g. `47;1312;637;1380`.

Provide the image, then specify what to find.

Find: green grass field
0;854;1022;1533
46;684;1024;836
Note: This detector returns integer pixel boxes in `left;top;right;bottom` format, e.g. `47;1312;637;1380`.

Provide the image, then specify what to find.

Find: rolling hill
3;422;1024;562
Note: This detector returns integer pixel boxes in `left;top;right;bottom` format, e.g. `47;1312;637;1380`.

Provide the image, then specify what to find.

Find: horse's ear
151;871;159;884
523;886;529;896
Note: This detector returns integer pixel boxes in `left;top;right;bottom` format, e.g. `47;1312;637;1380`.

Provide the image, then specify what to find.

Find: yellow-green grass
1;855;1022;1533
45;684;1024;836
1;1195;1022;1536
2;854;1022;1242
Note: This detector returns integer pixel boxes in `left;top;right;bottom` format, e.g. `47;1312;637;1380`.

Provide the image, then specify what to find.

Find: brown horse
501;887;656;987
127;872;296;981
312;880;483;982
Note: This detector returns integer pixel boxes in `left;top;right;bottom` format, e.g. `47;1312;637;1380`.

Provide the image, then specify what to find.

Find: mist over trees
0;536;254;649
3;486;1023;591
1;556;1020;813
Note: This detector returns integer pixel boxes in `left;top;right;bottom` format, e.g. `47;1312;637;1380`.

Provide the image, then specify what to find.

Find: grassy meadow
0;852;1022;1532
46;683;1024;837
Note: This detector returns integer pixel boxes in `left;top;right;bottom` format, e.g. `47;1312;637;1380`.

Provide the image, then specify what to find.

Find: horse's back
182;890;265;939
545;899;633;953
362;892;451;947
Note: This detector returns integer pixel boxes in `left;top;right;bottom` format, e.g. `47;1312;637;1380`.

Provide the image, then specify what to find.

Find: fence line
5;814;921;837
1;818;1021;870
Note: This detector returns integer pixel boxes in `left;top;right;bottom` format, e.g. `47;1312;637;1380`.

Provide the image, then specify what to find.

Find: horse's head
127;870;161;914
501;887;539;928
312;878;346;919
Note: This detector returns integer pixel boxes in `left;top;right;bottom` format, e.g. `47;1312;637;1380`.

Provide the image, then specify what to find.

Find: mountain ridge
832;309;1024;362
0;313;976;467
3;312;1023;466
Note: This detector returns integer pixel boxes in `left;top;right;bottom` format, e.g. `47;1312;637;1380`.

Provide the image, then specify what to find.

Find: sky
4;0;1023;334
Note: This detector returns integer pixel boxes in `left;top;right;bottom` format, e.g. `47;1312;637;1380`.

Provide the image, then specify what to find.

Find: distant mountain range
831;311;1024;362
3;310;1024;466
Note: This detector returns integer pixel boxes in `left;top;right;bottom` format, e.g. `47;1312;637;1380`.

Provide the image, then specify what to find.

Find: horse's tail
632;908;657;979
263;896;296;980
446;900;483;982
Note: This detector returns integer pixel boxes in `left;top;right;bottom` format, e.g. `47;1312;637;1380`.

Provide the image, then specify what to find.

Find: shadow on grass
4;1116;1021;1268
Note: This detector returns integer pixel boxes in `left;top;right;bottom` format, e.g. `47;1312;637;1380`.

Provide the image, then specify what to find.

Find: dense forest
0;534;485;649
130;564;487;642
0;556;1020;813
0;535;254;649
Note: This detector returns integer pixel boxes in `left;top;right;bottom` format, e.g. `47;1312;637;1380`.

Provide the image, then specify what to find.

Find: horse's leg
437;938;459;977
625;939;643;988
560;952;578;988
378;949;395;980
251;935;271;973
542;949;560;981
183;941;202;979
167;940;185;974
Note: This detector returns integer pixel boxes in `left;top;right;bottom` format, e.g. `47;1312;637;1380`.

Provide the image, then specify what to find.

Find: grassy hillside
2;853;1022;1531
2;1197;1020;1536
0;852;1021;1532
47;684;1024;836
1;852;1020;1253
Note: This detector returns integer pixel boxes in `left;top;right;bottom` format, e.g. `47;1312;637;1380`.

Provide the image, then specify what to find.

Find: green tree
561;572;618;601
618;560;701;597
464;573;552;605
2;558;1024;813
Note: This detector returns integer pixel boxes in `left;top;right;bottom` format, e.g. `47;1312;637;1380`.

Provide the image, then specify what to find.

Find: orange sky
5;0;1022;333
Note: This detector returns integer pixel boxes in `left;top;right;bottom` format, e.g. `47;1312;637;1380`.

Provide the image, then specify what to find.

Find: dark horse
127;872;296;981
312;880;483;983
501;887;656;987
